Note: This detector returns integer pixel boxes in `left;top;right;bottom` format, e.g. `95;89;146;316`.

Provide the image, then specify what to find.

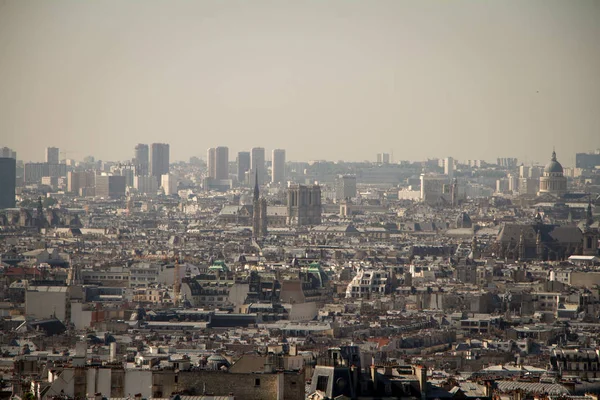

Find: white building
129;263;160;288
25;286;69;322
134;176;158;194
444;157;454;179
345;268;390;298
161;173;178;196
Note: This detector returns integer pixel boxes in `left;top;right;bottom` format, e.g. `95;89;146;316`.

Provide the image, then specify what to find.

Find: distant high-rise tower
377;153;390;164
215;146;229;180
207;148;216;179
251;147;266;185
444;157;454;179
134;144;149;176
335;175;357;201
237;151;250;184
271;149;286;184
150;143;169;183
46;147;59;164
95;175;126;198
0;147;16;159
0;157;16;209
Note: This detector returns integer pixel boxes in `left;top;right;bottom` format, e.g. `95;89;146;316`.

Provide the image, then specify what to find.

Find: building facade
335;175;357;201
271;148;286;184
95;175;126;198
207;147;216;179
237;151;250;184
134;143;149;176
45;147;59;164
215;146;229;180
0;147;17;159
67;171;96;195
287;184;322;226
0;157;16;209
150;143;169;183
251;147;266;185
539;150;567;197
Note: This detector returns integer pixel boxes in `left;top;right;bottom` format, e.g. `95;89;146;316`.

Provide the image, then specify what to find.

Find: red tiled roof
367;337;391;348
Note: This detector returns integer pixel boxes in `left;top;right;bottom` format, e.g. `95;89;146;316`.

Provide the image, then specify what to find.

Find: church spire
253;169;260;202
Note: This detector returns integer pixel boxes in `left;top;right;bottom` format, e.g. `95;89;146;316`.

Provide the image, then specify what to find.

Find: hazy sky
1;0;599;165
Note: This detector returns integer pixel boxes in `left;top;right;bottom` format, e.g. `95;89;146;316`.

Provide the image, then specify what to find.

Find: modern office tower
24;163;49;184
150;143;169;183
335;175;357;201
161;173;179;196
251;147;266;185
287;184;322;226
95;175;126;198
519;177;538;195
207;148;216;178
134;176;159;194
134;144;149;176
67;171;95;195
0;147;16;159
444;157;454;179
111;164;136;187
467;160;483;168
0;157;16;209
507;173;519;193
41;176;59;189
237;151;250;183
377;153;390;164
519;165;529;179
46;147;59;164
496;178;509;194
215;146;229;180
24;162;67;184
497;157;518;168
271;149;286;184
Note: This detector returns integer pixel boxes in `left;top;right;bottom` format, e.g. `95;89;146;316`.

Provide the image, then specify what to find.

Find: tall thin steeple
586;199;594;227
253;169;260;202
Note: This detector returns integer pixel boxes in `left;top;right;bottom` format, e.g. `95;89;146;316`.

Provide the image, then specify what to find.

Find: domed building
539;150;567;197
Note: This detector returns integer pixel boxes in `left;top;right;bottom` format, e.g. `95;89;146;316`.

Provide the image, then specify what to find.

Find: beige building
539;150;567;196
25;286;70;322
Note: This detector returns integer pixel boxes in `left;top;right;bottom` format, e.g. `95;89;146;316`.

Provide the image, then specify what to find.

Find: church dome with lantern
539;150;567;197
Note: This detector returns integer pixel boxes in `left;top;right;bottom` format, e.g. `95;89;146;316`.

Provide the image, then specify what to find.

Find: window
255;378;261;386
316;376;329;392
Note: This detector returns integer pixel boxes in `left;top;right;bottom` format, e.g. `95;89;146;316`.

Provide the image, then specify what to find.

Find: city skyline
3;142;597;169
1;1;599;163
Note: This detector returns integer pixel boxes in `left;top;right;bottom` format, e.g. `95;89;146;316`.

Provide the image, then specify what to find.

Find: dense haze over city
1;0;600;163
3;3;600;400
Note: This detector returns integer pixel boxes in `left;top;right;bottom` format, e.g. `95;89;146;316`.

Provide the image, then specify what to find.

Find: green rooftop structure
208;260;229;272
